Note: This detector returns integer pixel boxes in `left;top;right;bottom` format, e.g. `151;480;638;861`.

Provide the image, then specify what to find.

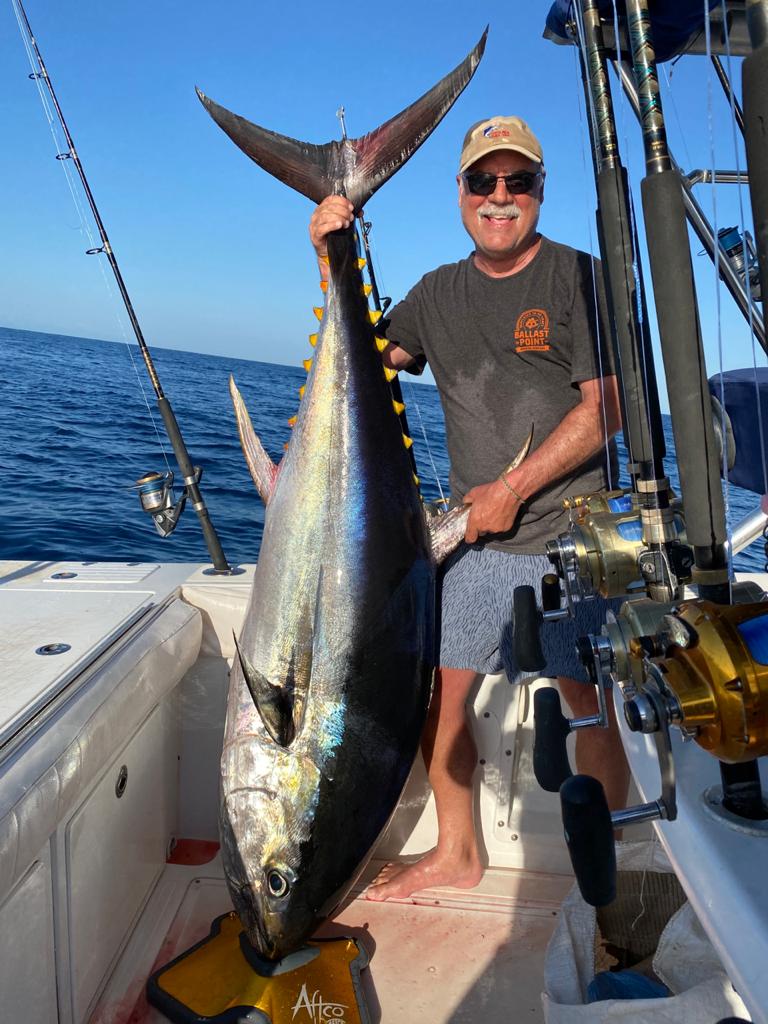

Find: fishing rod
335;106;421;486
14;0;234;573
743;0;768;310
625;0;729;604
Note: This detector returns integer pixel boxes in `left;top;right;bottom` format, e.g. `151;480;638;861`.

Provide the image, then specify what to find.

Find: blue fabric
587;969;670;1002
709;368;768;495
738;613;768;666
545;1;721;63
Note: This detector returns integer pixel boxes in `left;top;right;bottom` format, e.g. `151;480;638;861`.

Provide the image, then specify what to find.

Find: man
309;116;628;901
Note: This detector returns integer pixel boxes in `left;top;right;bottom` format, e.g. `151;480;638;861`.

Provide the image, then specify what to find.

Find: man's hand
309;196;355;272
463;478;524;543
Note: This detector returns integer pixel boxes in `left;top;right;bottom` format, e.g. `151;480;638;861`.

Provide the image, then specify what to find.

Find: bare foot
365;848;483;902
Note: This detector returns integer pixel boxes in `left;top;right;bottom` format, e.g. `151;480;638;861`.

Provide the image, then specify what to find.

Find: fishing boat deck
1;558;762;1022
90;851;571;1023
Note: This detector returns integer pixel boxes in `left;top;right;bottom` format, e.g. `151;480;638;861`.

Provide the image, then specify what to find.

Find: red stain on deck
167;838;220;865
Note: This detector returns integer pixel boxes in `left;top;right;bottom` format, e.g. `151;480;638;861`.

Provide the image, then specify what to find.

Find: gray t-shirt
386;236;618;553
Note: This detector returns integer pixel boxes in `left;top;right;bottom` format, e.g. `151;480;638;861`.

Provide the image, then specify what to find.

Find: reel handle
560;774;616;907
533;687;573;792
513;585;545;672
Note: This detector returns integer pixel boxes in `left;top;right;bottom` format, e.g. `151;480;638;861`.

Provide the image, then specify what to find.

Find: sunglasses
461;170;542;197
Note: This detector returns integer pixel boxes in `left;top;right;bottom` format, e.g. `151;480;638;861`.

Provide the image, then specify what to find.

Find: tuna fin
233;633;295;747
196;28;487;210
229;375;279;505
503;424;534;474
426;504;470;565
426;426;535;564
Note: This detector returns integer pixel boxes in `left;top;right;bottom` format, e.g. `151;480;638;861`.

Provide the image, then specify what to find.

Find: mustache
477;201;521;219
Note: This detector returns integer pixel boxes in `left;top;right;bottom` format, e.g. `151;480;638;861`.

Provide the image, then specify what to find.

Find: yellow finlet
319;254;330;265
287;416;297;427
298;385;305;399
393;400;405;415
357;258;366;269
303;358;313;373
413;473;420;486
361;284;372;296
319;280;328;293
374;336;388;353
384;367;398;382
402;434;413;449
308;333;318;347
313;306;324;321
367;310;382;324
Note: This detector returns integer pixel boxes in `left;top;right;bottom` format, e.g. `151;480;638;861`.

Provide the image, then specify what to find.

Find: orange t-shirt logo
514;309;550;352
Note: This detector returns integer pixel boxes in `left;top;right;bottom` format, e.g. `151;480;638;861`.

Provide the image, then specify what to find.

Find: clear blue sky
1;1;764;406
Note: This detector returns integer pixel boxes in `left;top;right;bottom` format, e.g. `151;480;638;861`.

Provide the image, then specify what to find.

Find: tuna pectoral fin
196;29;487;210
426;425;535;564
229;375;278;506
233;634;295;747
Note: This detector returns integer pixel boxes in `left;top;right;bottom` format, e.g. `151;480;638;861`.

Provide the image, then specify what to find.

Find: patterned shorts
438;544;616;684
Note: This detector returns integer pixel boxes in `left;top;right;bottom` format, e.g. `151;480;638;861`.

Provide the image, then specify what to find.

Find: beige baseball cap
459;116;544;173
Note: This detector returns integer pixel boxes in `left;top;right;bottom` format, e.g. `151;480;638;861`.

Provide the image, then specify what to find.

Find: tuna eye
267;869;290;898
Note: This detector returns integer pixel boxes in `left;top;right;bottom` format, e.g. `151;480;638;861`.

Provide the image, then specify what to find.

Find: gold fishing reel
545;485;691;604
626;597;768;763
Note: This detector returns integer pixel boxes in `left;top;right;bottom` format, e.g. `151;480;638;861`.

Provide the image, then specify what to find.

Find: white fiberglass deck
90;852;570;1024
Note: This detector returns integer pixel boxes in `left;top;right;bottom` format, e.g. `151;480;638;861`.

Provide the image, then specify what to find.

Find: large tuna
197;34;496;962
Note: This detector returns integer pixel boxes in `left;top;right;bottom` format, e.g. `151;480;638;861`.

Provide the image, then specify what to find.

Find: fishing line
719;1;768;507
12;0;172;473
363;211;448;506
703;0;734;594
571;32;614;491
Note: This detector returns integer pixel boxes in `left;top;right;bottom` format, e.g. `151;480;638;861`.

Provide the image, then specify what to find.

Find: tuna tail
196;29;487;209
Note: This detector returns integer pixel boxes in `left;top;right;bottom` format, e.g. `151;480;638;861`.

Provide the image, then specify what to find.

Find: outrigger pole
625;0;729;604
15;0;233;573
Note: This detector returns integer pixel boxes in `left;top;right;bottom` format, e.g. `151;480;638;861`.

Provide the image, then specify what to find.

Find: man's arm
309;195;417;371
463;375;622;544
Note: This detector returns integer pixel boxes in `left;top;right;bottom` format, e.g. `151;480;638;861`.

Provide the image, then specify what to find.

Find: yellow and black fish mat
147;912;371;1023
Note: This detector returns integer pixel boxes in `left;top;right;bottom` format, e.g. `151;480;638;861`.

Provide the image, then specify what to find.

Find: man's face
458;150;544;264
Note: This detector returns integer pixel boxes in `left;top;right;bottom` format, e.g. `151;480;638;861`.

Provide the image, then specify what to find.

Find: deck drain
35;643;71;656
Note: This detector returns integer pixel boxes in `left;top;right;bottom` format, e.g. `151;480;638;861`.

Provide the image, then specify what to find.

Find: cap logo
482;124;510;139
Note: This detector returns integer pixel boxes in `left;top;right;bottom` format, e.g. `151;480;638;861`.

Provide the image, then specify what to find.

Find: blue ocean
1;324;764;573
